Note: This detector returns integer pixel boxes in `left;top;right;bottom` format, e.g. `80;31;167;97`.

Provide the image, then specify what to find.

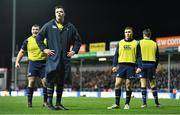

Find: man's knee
126;85;132;91
115;82;121;89
140;78;147;87
115;78;123;89
126;79;132;91
28;79;35;87
41;78;47;87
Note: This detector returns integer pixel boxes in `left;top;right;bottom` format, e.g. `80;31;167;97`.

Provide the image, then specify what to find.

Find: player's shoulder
119;39;124;42
46;19;55;26
21;38;28;48
23;38;29;43
40;19;55;31
27;36;34;39
64;21;75;28
42;19;55;27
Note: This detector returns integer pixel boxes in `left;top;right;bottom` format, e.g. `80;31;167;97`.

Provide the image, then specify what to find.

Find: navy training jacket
36;19;81;75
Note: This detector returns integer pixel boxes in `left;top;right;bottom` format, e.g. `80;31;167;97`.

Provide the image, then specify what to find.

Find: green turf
0;96;179;114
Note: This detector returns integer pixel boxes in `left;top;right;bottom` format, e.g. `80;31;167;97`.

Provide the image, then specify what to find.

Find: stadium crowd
70;68;180;92
13;67;180;92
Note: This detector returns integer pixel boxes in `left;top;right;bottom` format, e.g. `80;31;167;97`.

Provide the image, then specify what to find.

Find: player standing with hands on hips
36;5;81;110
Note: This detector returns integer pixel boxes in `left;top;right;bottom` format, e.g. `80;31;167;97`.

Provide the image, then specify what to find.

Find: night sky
0;0;180;69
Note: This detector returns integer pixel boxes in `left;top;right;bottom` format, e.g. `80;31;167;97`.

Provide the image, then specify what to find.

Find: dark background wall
0;0;180;69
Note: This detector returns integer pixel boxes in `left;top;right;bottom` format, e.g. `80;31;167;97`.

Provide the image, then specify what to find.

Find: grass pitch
0;96;179;114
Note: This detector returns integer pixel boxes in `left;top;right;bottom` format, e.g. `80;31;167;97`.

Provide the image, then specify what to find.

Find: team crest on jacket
52;25;57;29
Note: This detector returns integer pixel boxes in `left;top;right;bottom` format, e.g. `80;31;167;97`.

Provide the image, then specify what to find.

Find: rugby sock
141;87;147;105
47;83;54;106
125;90;132;105
43;87;47;103
27;87;34;104
151;87;159;105
56;85;63;106
115;89;121;106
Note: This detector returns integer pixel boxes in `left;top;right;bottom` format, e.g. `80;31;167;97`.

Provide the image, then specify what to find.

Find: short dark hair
125;26;133;31
143;28;151;37
32;24;40;28
54;5;64;11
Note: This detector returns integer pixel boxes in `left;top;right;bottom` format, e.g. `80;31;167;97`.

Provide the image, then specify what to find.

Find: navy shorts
27;60;46;78
137;63;156;80
116;64;136;79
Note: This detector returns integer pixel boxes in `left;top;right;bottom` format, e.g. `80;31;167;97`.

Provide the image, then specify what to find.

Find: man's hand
43;49;55;56
155;68;160;74
112;67;117;73
67;51;75;57
15;62;20;69
136;68;142;74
